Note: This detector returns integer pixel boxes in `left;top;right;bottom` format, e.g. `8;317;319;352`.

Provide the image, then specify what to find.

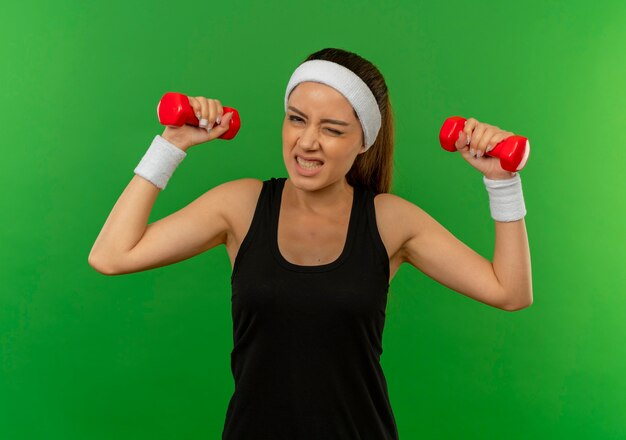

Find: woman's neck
283;177;354;215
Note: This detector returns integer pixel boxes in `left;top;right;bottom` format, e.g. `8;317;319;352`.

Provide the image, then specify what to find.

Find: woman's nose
298;125;321;149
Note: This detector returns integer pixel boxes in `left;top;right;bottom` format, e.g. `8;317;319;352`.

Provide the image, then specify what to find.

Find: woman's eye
288;116;342;135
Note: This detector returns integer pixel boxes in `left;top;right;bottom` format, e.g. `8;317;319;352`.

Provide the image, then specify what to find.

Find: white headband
284;59;382;151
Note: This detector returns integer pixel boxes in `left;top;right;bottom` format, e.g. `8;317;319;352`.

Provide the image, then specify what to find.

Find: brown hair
299;48;395;195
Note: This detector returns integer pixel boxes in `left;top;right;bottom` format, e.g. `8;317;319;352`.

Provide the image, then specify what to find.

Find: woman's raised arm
392;194;532;311
88;177;259;276
88;94;240;275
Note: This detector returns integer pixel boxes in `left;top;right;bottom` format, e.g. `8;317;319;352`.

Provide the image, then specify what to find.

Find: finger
485;132;508;153
455;130;469;150
188;96;201;121
463;117;479;145
205;99;218;132
214;99;223;126
469;124;487;156
477;128;498;157
205;111;235;142
214;111;235;132
196;97;210;128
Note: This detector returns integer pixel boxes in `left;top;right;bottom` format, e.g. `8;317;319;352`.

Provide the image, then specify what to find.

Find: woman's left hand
454;117;518;180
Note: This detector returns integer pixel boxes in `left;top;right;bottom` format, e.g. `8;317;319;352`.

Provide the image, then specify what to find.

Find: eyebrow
287;106;350;126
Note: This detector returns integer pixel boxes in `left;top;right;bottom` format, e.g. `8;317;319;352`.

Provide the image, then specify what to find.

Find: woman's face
282;81;366;191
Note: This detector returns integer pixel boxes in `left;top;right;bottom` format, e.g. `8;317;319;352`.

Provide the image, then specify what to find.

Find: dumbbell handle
439;116;530;172
156;92;241;140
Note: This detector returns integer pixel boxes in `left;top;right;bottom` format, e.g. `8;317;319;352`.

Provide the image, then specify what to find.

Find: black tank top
223;177;398;439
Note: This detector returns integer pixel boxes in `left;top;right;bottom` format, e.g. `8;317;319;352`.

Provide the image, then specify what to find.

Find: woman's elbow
503;295;533;312
88;255;118;276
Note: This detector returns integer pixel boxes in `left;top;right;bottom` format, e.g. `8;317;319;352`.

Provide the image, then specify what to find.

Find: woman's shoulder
209;178;264;231
371;191;408;221
219;177;265;204
375;190;433;219
372;191;430;234
218;176;287;201
229;176;265;187
372;191;416;212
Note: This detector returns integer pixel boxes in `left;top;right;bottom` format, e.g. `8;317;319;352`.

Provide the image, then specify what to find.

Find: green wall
1;0;624;438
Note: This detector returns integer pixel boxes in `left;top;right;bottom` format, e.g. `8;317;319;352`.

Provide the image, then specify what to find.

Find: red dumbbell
157;92;241;140
439;116;530;172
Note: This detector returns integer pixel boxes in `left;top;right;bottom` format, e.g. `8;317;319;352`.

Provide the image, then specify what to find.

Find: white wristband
134;135;187;189
483;173;527;222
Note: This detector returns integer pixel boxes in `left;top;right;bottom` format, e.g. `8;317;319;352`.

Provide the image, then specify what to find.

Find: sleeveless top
222;177;399;439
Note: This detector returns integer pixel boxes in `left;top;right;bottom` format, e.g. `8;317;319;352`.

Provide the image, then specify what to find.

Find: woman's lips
294;156;324;176
296;155;324;164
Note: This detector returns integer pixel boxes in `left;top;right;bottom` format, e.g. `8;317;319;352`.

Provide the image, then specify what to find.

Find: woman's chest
276;211;349;266
226;194;407;283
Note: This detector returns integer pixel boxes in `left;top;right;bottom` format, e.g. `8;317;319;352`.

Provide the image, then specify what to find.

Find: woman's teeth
297;156;323;169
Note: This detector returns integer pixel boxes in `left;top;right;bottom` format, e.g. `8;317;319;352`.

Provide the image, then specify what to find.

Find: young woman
89;48;532;439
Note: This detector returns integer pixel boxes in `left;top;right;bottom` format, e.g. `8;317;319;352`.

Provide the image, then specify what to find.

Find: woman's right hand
161;96;235;152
